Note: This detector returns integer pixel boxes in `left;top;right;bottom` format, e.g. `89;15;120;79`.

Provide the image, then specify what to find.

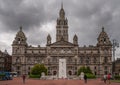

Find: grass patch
111;80;120;83
29;74;40;78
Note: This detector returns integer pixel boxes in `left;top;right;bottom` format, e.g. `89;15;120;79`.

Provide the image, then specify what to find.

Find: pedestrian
22;74;26;84
84;74;87;83
107;73;111;84
103;74;107;84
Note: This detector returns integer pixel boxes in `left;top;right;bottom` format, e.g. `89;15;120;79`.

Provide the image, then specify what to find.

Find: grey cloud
0;0;120;57
0;0;46;32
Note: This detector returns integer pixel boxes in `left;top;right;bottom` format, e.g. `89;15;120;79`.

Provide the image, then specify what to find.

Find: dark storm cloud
0;0;120;57
63;0;120;46
0;0;46;32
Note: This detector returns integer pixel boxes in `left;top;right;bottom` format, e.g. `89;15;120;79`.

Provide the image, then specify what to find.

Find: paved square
0;77;120;85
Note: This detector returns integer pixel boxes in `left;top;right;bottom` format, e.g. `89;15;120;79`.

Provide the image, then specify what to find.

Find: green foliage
77;66;96;79
29;74;40;78
0;73;5;77
30;64;47;77
111;80;120;83
86;67;92;74
77;66;93;76
0;73;5;80
86;73;96;79
114;75;120;80
77;66;86;75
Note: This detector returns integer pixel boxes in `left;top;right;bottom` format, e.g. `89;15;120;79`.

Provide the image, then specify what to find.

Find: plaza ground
0;77;120;85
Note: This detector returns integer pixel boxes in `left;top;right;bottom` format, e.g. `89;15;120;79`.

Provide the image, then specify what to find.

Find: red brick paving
0;77;119;85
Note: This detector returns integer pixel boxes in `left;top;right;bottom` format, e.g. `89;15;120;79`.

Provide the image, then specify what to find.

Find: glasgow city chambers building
12;5;112;77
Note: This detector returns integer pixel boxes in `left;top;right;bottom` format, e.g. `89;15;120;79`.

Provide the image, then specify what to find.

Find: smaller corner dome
16;26;26;38
98;27;108;39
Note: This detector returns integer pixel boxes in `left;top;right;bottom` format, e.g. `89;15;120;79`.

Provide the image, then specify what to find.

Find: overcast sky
0;0;120;59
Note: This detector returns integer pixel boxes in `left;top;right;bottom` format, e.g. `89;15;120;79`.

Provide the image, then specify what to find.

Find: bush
114;75;120;80
86;67;92;74
30;64;47;78
77;66;96;79
29;74;40;78
0;73;5;80
86;73;96;79
77;66;86;76
77;66;93;76
0;73;5;77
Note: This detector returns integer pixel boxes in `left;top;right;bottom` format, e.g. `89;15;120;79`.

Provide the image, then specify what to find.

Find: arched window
104;57;108;63
86;56;90;64
48;59;50;62
93;57;97;63
16;57;20;63
28;67;30;70
53;58;57;63
80;57;83;63
68;58;72;63
27;58;31;64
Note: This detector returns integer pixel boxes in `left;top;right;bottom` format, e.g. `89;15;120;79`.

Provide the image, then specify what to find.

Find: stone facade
114;58;120;75
12;5;112;77
0;50;12;72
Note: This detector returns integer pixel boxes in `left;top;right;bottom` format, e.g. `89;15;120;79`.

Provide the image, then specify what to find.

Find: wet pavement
0;77;119;85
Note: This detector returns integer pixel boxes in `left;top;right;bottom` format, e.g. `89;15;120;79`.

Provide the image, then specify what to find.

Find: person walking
22;74;26;84
107;73;111;84
84;74;87;83
103;74;107;84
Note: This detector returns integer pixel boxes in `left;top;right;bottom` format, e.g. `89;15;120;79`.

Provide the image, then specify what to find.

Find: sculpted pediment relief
49;40;75;46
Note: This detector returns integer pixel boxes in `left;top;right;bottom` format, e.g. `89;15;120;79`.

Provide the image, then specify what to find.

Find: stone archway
53;71;57;75
68;71;72;75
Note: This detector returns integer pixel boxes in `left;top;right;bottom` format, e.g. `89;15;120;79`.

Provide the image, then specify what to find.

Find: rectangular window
17;66;20;70
94;66;96;70
104;66;107;70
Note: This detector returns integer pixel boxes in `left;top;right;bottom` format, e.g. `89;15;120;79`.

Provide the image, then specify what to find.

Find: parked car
10;72;18;77
0;71;13;80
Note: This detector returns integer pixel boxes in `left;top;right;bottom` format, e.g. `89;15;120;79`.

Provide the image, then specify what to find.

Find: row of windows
57;30;67;34
57;20;68;25
15;56;109;64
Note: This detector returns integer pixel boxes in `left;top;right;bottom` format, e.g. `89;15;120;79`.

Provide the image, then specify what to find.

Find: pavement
0;77;120;85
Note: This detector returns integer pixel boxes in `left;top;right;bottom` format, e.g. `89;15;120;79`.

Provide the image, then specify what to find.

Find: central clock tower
56;4;68;42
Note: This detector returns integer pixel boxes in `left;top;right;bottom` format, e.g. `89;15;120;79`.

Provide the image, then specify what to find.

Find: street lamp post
112;39;119;76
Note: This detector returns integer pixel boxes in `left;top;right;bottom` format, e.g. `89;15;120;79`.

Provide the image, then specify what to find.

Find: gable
49;40;75;47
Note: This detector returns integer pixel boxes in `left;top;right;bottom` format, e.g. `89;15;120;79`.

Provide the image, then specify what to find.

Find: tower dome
12;26;27;45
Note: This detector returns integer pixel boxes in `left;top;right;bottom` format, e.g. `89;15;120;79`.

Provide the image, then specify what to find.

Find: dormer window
17;38;21;44
104;38;106;41
103;38;106;43
21;39;24;41
18;38;20;41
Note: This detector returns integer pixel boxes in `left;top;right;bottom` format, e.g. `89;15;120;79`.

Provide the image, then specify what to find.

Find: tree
31;64;47;77
86;66;92;74
77;66;93;76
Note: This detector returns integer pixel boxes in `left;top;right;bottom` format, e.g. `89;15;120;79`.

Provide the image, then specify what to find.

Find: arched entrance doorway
53;71;57;75
68;71;72;75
